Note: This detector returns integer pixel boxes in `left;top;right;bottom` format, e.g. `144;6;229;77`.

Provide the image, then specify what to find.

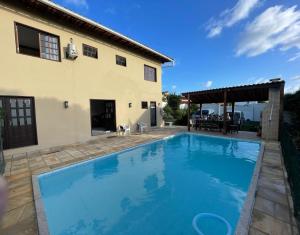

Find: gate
0;108;4;174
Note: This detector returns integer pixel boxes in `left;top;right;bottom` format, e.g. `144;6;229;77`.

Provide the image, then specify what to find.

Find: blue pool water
38;133;260;235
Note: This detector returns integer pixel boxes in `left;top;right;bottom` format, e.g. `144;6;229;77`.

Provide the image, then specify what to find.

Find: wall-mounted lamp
64;101;69;109
128;103;132;108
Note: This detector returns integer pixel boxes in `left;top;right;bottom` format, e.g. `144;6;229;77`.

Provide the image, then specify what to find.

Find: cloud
291;75;300;81
237;5;300;57
63;0;88;9
285;75;300;93
288;52;300;62
171;85;177;90
204;81;213;88
131;3;141;10
105;7;116;15
241;77;271;86
206;0;260;38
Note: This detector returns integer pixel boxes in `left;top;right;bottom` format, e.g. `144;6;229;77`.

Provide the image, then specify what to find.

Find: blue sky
54;0;300;94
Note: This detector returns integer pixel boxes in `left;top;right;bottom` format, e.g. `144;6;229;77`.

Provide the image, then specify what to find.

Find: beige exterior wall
0;3;164;154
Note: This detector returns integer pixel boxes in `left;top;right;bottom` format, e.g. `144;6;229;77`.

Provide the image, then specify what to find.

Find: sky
54;0;300;94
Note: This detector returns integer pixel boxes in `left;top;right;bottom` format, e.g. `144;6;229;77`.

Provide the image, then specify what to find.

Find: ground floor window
141;101;148;109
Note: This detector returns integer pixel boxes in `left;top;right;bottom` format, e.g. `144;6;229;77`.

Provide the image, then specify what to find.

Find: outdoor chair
229;124;239;134
189;119;195;129
137;122;148;133
118;124;131;136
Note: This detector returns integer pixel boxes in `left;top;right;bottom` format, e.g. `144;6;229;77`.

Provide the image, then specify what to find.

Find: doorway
0;96;37;149
150;101;157;127
90;100;116;135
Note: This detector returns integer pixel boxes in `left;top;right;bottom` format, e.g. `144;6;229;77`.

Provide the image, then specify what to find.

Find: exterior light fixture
129;103;132;108
64;101;69;109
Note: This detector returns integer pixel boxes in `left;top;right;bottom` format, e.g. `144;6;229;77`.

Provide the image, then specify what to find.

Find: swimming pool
35;133;261;235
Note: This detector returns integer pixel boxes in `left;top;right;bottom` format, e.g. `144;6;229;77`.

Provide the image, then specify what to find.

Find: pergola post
199;103;202;117
231;102;235;123
223;91;227;134
187;93;191;132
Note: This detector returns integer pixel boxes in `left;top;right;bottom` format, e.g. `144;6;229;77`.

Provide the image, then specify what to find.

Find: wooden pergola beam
199;103;202;117
232;102;235;122
182;80;284;104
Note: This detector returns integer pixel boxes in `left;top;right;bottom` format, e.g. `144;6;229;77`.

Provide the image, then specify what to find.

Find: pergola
182;79;285;134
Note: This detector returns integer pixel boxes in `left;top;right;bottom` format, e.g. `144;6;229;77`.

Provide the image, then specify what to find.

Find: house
0;0;173;153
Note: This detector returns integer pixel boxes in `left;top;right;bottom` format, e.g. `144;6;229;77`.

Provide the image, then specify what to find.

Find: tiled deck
0;128;298;235
249;142;299;235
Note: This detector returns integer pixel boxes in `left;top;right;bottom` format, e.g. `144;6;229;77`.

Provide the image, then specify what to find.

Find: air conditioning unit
67;39;78;60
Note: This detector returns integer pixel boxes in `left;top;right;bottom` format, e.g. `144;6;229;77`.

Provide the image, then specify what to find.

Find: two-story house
0;0;173;153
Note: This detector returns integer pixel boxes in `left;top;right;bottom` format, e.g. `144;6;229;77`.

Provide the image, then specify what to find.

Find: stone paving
249;142;299;235
0;128;298;235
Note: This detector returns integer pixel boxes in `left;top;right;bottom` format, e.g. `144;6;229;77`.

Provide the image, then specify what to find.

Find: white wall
202;103;267;121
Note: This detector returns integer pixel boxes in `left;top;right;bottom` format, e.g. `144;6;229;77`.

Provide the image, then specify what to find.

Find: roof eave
36;0;173;63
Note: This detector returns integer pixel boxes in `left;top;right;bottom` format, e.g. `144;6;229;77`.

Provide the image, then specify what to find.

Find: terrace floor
0;127;298;235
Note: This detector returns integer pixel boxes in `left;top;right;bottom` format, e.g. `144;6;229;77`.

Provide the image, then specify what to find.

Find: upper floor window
144;65;157;82
116;55;126;67
15;23;60;61
83;44;98;59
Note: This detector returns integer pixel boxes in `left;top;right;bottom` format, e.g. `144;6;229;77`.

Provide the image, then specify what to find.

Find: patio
182;79;285;141
0;128;298;234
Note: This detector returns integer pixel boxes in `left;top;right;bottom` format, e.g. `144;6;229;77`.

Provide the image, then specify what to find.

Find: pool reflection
38;133;260;235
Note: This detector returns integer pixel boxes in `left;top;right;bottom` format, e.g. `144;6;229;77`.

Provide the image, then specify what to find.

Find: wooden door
2;97;37;149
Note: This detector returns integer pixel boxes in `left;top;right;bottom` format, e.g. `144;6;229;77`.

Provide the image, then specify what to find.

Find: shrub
163;93;198;126
284;90;300;119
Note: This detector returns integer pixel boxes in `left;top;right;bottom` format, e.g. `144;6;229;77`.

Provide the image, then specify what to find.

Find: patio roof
5;0;173;63
182;79;285;104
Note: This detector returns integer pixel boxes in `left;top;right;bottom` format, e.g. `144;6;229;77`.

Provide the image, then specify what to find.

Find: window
40;34;60;61
116;55;126;66
15;23;60;61
83;44;98;59
144;65;157;82
141;101;148;109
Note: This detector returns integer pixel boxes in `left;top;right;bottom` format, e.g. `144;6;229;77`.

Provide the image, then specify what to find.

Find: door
104;101;116;131
150;101;157;127
90;99;116;134
1;97;37;149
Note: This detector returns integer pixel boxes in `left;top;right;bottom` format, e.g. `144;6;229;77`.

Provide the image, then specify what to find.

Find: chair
137;122;147;133
118;124;131;135
189;119;194;128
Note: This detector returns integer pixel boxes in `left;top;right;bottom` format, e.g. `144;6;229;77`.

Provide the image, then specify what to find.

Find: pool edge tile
32;175;50;235
235;142;265;235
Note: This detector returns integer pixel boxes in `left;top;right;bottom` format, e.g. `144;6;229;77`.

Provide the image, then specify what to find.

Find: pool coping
32;132;263;235
235;142;265;235
32;176;49;235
